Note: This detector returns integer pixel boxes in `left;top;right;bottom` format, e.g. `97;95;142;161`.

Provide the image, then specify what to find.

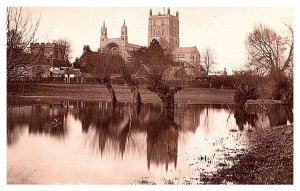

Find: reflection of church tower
121;19;128;42
100;21;107;46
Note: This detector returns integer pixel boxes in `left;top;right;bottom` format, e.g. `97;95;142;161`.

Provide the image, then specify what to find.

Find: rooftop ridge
30;42;66;47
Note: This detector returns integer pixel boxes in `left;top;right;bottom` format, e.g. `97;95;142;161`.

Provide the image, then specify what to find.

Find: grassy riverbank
201;124;293;184
7;82;235;105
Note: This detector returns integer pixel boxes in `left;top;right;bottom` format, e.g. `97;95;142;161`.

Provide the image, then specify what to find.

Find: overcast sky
24;7;292;73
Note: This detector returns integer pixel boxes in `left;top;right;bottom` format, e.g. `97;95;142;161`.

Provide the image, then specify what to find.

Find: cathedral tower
121;19;128;42
100;21;107;46
148;8;179;50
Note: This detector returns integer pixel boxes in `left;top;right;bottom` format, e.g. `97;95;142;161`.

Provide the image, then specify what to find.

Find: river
7;101;292;184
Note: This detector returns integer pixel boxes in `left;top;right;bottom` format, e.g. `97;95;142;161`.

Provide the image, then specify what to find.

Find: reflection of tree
76;101;220;171
77;101;181;170
7;106;32;145
234;108;258;131
174;104;205;133
28;105;67;138
284;106;293;124
233;104;293;131
77;102;131;156
7;105;67;145
267;105;293;127
146;108;180;171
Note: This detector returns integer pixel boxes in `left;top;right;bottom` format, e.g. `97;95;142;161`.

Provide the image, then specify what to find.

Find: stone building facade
171;46;201;76
30;43;66;68
97;8;203;77
148;8;202;76
98;20;143;62
148;8;179;50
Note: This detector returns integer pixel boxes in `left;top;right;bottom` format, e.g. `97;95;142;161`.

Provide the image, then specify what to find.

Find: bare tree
119;61;142;107
131;39;185;110
201;47;217;75
7;7;40;80
246;23;293;101
246;23;293;78
79;46;122;108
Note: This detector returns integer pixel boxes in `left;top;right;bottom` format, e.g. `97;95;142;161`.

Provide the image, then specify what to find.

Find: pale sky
24;7;292;73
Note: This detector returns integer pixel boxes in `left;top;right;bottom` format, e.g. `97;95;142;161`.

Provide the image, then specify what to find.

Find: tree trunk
234;86;257;110
105;83;118;108
235;98;248;110
283;88;293;107
159;93;175;110
130;86;142;107
162;106;175;121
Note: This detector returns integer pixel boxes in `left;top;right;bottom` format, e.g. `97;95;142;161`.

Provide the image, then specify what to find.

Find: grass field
7;82;235;105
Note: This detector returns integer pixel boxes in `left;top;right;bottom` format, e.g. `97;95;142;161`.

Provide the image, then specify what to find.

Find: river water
7;101;292;184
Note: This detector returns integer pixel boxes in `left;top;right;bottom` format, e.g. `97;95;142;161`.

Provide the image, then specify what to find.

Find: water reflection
146;109;180;171
234;109;258;131
75;102;180;170
7;105;67;145
234;104;293;131
7;101;292;184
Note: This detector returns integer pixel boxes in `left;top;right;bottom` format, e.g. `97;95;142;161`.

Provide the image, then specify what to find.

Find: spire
176;10;179;17
101;20;107;38
121;19;128;42
149;8;152;16
167;7;170;15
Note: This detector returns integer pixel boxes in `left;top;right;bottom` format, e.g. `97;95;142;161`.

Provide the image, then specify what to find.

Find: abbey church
98;8;202;76
98;20;143;62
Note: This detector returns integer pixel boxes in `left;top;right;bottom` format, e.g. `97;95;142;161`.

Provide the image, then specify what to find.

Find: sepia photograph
4;1;295;188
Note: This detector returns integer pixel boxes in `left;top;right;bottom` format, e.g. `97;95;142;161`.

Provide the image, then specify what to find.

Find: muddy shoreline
201;124;293;184
132;124;293;185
